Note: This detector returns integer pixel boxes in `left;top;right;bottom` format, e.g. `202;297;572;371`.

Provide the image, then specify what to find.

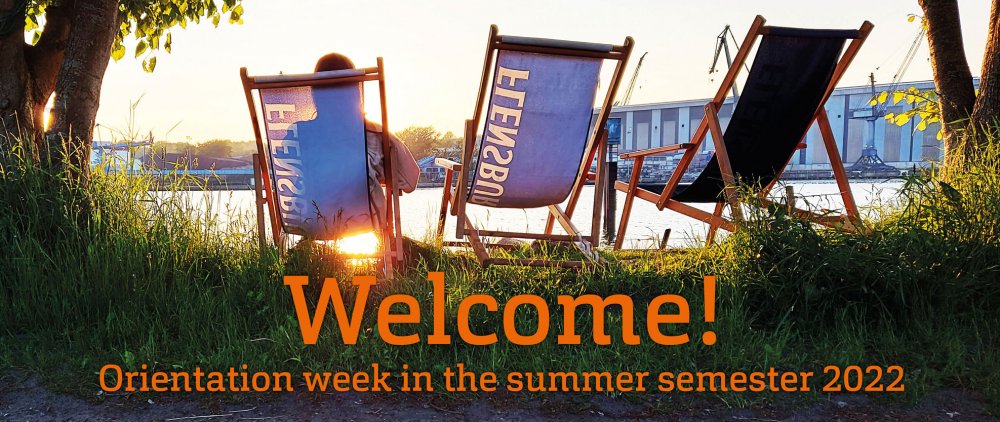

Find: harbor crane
615;51;647;106
709;25;751;101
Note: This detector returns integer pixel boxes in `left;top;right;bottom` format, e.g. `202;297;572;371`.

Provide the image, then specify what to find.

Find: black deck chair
614;16;873;249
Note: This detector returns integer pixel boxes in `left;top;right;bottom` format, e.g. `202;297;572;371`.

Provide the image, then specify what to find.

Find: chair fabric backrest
671;30;850;203
257;82;374;239
468;50;602;209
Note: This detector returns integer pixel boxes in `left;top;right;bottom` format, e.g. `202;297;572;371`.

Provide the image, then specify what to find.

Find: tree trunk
45;0;117;177
970;0;1000;134
918;0;977;164
0;0;34;154
25;1;74;133
0;0;74;160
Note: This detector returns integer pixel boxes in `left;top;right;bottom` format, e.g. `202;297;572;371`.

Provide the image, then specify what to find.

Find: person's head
315;53;355;73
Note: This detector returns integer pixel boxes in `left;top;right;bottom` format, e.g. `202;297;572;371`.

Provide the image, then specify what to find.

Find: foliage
872;87;944;140
191;139;231;157
25;0;245;72
150;140;193;155
395;126;462;160
868;14;947;140
151;139;256;158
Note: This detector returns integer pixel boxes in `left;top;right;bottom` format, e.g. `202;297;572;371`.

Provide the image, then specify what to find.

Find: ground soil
0;370;995;421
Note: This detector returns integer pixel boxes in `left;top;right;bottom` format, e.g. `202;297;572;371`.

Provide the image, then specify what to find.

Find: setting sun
335;231;381;256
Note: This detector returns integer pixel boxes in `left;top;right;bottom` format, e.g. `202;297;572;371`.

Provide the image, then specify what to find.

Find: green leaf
135;40;148;57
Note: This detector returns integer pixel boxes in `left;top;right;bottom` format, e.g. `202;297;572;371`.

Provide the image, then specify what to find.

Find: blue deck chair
240;61;404;275
614;16;873;249
436;25;633;268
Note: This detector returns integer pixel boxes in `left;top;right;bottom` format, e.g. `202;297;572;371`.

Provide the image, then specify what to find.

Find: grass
0;133;998;414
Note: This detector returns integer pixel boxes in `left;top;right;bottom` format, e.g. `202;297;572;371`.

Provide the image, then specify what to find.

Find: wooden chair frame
436;25;633;268
614;16;873;250
241;59;404;276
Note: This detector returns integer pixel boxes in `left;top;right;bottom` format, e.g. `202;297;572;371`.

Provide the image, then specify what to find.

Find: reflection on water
182;180;904;249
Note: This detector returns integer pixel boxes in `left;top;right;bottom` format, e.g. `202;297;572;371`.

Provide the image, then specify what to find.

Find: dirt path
1;371;995;421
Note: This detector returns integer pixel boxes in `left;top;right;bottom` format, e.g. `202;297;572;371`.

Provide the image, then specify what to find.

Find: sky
92;0;992;144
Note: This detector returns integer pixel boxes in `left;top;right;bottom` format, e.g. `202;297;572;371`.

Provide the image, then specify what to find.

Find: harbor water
184;180;903;248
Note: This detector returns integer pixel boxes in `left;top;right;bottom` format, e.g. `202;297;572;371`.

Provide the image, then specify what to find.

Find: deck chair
240;60;404;276
614;16;873;249
435;25;633;268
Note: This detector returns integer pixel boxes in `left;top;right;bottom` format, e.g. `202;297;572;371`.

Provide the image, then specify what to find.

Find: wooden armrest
620;143;695;160
435;158;462;170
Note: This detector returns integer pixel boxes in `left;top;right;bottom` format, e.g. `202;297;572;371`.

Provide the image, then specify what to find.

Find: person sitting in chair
312;52;420;232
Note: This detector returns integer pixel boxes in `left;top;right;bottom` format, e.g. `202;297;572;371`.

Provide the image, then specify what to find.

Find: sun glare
335;231;380;256
43;94;54;130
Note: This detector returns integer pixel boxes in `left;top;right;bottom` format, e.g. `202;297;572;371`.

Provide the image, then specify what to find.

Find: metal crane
616;52;647;106
709;25;751;101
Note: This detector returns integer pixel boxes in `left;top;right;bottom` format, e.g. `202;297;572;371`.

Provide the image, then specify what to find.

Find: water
188;180;903;248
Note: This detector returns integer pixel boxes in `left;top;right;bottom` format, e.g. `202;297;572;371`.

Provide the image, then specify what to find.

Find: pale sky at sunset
93;0;992;144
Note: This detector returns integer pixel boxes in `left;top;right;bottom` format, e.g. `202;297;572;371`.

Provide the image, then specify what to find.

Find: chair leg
817;111;863;232
437;168;454;240
704;104;744;223
463;220;491;265
614;156;644;250
614;190;636;250
659;229;671;250
383;251;395;279
706;202;724;246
